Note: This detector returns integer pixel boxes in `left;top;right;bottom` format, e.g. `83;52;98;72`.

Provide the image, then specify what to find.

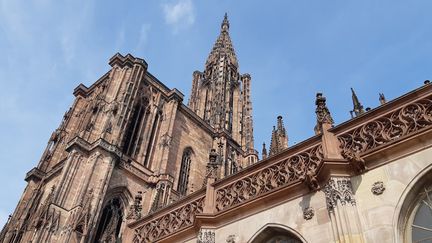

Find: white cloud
162;0;195;32
135;23;151;52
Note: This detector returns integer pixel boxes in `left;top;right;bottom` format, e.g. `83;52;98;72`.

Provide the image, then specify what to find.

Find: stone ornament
303;207;314;220
338;97;432;162
133;196;204;242
215;144;323;212
315;93;334;125
371;181;385;195
226;234;237;243
324;177;356;212
197;229;215;243
127;191;143;220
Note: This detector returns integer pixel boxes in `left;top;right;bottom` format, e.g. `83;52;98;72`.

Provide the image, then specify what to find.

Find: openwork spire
350;88;364;118
205;13;238;68
314;93;334;134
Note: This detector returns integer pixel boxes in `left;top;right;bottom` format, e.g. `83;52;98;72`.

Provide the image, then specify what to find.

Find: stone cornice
109;53;148;69
24;167;46;182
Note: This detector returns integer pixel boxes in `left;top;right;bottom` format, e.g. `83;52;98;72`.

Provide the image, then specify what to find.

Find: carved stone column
324;177;364;243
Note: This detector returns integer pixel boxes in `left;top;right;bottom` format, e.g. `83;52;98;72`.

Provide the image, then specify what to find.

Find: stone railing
131;193;205;242
337;96;432;158
215;142;323;212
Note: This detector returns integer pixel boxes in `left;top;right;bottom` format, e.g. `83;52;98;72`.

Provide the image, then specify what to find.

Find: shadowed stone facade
2;14;432;243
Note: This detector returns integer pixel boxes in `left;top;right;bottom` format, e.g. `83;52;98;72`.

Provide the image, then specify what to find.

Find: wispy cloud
135;23;151;52
162;0;195;33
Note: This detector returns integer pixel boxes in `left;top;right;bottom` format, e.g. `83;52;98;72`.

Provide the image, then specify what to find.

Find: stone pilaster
324;177;364;243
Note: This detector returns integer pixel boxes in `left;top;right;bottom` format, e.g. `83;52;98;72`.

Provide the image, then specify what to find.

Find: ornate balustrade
131;192;205;243
337;95;432;158
215;142;323;212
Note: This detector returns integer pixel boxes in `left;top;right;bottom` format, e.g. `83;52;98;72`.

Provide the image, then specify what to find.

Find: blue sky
1;0;432;226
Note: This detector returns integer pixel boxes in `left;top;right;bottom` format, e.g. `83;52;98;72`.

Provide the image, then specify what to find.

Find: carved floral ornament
133;196;204;243
215;144;323;212
338;98;432;159
371;181;385;195
324;177;356;212
303;207;314;220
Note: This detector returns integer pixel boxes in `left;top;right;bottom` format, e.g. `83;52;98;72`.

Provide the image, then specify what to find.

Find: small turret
350;88;365;118
262;143;267;160
269;116;288;157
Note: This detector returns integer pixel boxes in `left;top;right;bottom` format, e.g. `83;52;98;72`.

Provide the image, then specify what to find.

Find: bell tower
188;14;257;168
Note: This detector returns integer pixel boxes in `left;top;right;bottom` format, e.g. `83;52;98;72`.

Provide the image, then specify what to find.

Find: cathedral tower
0;14;257;243
188;14;257;168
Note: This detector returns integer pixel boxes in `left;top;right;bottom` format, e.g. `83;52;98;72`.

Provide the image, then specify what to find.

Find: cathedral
1;14;432;243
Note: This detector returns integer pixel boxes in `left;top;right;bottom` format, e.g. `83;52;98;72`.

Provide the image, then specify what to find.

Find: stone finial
314;93;334;134
262;142;267;160
221;13;229;32
379;93;386;105
350;88;365;118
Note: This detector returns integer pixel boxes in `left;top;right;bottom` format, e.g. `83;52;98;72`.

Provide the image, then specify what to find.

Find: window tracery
93;198;124;243
178;149;192;196
408;186;432;243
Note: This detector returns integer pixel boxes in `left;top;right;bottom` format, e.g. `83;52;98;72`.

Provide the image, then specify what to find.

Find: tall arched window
249;224;305;243
407;185;432;242
177;149;192;196
397;164;432;243
122;96;149;158
94;198;124;243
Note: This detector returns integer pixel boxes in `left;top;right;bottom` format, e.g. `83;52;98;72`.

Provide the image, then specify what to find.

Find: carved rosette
197;229;215;243
371;181;385;195
324;177;356;212
226;234;238;243
303;207;314;220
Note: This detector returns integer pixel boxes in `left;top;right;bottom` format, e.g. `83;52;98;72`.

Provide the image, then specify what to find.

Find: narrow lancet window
177;149;192;196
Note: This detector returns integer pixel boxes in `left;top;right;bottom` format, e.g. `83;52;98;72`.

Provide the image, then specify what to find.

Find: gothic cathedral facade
3;14;432;243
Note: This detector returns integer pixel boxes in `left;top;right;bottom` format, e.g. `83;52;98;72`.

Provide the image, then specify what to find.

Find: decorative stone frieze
371;181;385;195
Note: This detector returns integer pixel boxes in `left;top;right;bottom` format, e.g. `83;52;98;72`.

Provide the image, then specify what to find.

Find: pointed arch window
122;96;149;157
177;149;192;196
94;198;123;243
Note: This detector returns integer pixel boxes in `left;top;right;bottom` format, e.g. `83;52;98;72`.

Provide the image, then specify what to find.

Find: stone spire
314;93;334;135
187;14;257;168
262;143;267;160
350;88;364;118
269;116;288;157
379;93;386;105
205;13;238;68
